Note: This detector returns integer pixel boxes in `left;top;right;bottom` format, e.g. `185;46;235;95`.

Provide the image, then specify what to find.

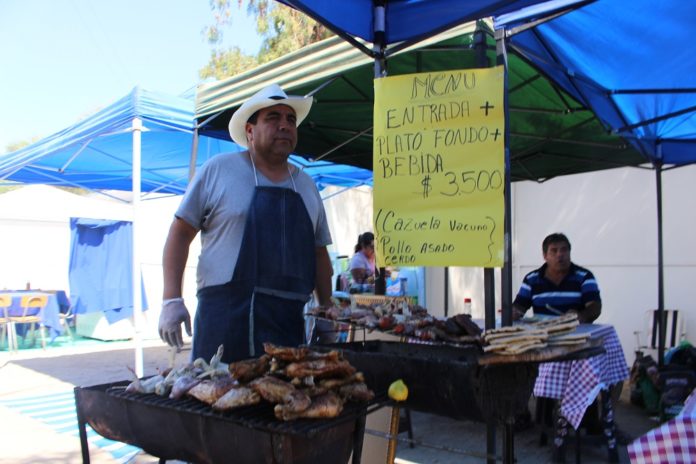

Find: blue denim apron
193;161;316;363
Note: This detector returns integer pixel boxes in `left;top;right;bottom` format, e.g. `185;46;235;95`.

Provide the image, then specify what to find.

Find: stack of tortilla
532;313;588;346
482;325;549;355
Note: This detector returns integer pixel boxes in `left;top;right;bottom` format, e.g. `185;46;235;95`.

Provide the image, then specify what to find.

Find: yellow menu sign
373;67;504;267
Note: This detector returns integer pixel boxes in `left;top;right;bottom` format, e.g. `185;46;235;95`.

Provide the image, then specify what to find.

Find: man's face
543;241;571;273
245;104;298;160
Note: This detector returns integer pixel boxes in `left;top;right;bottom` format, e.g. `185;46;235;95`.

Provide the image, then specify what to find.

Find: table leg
351;413;366;464
600;388;619;463
552;402;569;462
502;419;515;464
386;406;400;464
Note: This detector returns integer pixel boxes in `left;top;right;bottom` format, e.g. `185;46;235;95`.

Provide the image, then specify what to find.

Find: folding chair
10;294;48;350
59;305;75;342
634;309;686;358
0;294;14;351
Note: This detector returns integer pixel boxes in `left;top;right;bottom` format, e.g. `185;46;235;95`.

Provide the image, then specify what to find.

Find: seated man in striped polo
512;232;601;323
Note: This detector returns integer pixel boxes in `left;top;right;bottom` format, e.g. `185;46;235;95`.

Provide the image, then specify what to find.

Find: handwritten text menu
373;67;504;267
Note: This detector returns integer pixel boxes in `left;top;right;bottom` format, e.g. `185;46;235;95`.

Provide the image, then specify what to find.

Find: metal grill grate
104;383;388;439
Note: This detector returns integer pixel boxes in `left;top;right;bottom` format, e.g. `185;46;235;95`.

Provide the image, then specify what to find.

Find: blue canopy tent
0;87;373;193
0;87;372;373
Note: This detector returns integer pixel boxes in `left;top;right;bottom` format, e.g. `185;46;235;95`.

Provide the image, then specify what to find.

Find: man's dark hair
542;233;571;254
247;110;259;125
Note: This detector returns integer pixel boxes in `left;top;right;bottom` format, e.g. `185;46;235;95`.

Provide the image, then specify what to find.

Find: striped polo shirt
513;263;601;316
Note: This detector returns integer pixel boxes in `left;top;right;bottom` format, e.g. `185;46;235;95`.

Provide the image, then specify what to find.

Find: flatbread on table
499;342;548;355
545;321;579;334
487;332;548;346
483;326;525;337
548;331;588;341
533;313;578;327
484;328;547;343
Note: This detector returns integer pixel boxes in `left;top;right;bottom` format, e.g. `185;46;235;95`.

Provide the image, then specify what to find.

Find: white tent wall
0;185;132;291
322;185;375;258
0;185;198;340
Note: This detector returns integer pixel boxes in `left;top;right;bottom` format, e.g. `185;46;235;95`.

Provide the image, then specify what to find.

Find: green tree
201;0;331;80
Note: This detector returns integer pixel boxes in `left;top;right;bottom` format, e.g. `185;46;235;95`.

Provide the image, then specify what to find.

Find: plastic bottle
399;277;408;296
464;298;472;314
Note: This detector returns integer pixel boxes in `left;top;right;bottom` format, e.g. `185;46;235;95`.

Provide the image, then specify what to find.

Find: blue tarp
279;0;565;51
280;0;696;167
0;87;372;193
498;0;696;166
68;218;148;323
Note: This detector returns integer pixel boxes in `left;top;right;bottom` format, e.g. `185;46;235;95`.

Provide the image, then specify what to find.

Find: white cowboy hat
228;83;313;148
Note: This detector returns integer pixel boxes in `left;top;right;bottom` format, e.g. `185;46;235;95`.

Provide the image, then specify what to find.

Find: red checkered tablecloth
533;324;629;429
628;391;696;463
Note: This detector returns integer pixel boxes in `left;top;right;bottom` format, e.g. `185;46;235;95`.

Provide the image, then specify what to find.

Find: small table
628;390;696;463
1;290;69;342
534;324;629;457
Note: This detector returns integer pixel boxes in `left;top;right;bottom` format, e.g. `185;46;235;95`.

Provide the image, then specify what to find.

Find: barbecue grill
318;340;538;423
74;381;388;464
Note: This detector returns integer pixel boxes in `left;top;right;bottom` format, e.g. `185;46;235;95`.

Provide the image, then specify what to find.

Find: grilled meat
125;373;164;394
249;376;297;402
279;391;344;421
285;359;356;379
212;386;261;411
263;343;309;362
250;375;311;419
339;382;375;402
228;354;271;383
169;374;202;400
187;377;237;404
318;372;365;390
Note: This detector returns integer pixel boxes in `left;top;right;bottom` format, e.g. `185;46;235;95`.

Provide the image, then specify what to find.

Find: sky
0;0;261;152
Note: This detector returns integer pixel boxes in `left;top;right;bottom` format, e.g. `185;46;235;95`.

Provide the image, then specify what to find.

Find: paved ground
0;340;658;464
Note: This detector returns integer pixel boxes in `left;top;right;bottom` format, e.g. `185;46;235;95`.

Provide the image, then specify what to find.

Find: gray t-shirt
176;151;332;289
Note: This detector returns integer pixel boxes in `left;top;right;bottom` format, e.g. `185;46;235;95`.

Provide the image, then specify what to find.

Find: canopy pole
132;117;144;377
188;126;200;181
496;30;513;328
655;159;665;367
373;0;388;295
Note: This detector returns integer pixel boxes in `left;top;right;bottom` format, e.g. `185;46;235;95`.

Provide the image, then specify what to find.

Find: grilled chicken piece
249;376;296;402
169;374;202;400
156;363;203;397
212;386;261;411
228;354;271;383
278;391;344;421
299;386;329;397
318;372;365;390
250;376;311;416
273;390;313;420
263;343;309;362
125;373;165;394
187;377;237;404
339;382;375;402
307;350;341;361
285;359;356;379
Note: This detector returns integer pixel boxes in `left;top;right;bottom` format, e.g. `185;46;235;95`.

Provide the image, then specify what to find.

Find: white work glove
158;297;192;351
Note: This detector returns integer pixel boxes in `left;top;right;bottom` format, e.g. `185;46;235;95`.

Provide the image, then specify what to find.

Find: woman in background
349;232;376;291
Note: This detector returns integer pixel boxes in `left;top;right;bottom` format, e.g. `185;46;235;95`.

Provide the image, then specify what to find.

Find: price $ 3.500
420;169;503;197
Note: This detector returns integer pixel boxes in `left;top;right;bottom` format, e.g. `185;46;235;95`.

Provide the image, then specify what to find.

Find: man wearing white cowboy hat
159;83;333;363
